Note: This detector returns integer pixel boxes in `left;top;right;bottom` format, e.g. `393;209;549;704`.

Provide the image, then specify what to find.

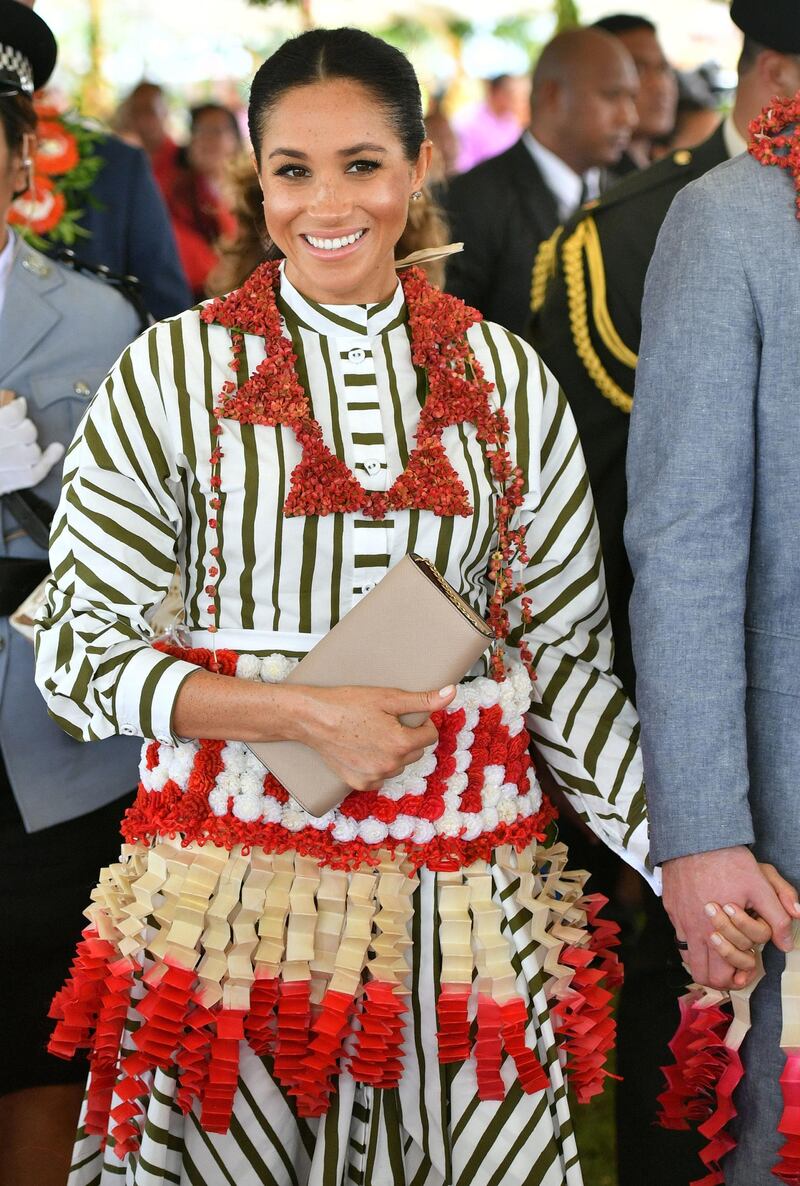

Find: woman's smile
300;227;368;257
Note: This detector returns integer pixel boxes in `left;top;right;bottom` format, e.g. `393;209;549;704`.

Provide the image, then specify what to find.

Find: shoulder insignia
672;149;692;166
530;226;564;316
21;252;51;279
560;216;636;414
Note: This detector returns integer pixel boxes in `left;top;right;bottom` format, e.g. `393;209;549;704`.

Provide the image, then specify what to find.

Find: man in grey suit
625;58;800;1184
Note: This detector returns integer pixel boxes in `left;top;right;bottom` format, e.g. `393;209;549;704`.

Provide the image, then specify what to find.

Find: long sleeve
624;174;758;865
499;337;651;884
35;330;199;744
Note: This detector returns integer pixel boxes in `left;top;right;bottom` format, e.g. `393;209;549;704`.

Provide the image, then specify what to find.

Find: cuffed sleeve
35;329;193;744
500;344;652;885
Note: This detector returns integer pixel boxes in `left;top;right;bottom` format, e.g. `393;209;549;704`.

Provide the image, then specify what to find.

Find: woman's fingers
707;929;759;972
759;863;800;922
705;901;770;950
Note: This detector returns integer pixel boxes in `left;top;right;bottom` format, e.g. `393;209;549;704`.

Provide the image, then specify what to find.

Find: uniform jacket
444;138;561;336
52;133;192;321
529;124;728;697
626;152;800;869
0;239;142;832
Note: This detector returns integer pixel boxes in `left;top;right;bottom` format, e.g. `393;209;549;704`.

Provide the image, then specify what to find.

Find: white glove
0;395;65;496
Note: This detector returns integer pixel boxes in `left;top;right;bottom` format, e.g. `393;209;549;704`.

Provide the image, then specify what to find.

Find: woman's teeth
304;230;365;251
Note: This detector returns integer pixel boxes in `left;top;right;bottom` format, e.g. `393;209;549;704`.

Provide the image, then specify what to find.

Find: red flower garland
749;94;800;218
199;262;534;676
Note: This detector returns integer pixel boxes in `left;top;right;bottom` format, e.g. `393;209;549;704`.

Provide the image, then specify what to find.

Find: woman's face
256;78;431;305
0;120;30;243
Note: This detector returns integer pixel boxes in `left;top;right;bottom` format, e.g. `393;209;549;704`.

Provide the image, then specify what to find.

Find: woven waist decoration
48;645;622;1157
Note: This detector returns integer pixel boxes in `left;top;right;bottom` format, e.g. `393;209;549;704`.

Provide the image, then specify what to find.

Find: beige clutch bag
246;554;493;817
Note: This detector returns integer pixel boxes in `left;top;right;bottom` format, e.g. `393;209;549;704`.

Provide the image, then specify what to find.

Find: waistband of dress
188;628;325;653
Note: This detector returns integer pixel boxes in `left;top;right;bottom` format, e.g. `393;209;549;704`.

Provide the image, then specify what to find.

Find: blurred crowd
87;13;724;312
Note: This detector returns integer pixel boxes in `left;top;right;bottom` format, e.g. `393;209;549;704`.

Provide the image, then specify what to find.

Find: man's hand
662;846;799;990
0;394;64;496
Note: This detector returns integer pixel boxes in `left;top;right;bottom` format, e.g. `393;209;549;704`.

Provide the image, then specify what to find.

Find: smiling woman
248;30;432;305
37;25;655;1186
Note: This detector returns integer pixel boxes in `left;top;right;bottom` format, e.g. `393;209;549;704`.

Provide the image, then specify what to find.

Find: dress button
363;459;381;477
348;347;366;364
361;581;376;594
73;380;92;398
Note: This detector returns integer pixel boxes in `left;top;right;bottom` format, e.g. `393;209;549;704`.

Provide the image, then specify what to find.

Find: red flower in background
35;119;80;175
8;174;66;234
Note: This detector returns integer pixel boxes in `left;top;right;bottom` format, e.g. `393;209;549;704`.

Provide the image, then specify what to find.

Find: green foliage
555;0;581;31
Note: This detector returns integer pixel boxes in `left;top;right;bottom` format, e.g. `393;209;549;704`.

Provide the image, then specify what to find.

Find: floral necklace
200;261;533;678
749;94;800;217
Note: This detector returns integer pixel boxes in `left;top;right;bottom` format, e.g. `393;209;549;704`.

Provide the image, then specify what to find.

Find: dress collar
277;259;407;338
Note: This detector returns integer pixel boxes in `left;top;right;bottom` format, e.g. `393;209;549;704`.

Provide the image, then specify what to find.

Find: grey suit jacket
0;239;142;832
625;153;800;870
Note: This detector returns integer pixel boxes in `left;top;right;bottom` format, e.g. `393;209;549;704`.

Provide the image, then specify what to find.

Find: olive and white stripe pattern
67;866;582;1186
36;265;649;878
36;268;650;1183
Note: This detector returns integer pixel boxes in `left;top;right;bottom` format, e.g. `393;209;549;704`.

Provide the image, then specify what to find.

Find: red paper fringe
657;991;745;1186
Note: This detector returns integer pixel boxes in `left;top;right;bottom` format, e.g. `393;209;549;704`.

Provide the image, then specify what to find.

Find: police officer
528;4;800;1183
0;5;142;1183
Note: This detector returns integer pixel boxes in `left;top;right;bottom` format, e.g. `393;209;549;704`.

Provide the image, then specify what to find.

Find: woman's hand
287;683;456;790
704;861;800;986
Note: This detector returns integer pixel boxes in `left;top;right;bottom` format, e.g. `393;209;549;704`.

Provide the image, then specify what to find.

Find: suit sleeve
624;177;758;865
444;173;502;314
124;150;192;320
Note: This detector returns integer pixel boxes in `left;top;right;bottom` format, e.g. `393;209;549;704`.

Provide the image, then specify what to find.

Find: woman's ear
410;139;434;195
12;131;36;197
250;150;263;191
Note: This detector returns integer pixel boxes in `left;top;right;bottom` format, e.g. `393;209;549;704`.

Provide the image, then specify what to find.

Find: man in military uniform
529;5;800;1183
530;0;800;700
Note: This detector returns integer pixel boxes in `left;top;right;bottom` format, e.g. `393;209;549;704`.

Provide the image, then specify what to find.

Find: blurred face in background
615;27;678;139
553;44;639;172
488;75;532;126
127;84;169;155
188;107;241;180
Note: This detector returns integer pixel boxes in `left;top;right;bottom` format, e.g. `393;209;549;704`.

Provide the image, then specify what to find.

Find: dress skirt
66;861;584;1186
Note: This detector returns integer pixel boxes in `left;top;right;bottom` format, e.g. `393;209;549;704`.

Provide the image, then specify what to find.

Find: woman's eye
345;158;382;174
274;164;309;178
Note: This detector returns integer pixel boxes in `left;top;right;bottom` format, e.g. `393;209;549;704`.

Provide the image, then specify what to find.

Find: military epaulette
587;148;699;218
48;246;149;332
531;214;636;414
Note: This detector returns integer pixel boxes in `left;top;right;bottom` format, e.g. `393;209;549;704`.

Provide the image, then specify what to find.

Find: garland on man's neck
749;93;800;218
200;261;534;678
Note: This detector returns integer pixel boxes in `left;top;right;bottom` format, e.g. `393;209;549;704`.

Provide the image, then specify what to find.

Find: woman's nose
308;178;351;216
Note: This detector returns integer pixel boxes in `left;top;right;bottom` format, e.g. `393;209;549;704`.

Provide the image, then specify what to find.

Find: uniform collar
722;113;748;159
276;259;407;338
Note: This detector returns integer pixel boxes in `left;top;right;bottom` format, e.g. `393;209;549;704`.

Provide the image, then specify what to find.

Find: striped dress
36;264;650;1186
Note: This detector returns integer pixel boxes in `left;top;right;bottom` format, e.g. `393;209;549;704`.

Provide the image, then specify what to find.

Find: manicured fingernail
439;685;455;697
704;903;717;917
793;901;800;915
710;933;722;946
723;904;736;917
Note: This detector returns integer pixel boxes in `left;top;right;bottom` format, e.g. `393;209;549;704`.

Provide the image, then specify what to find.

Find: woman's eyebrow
267;142;387;161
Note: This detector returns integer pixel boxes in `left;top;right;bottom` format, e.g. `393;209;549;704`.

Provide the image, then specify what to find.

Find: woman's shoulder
466;316;550;392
